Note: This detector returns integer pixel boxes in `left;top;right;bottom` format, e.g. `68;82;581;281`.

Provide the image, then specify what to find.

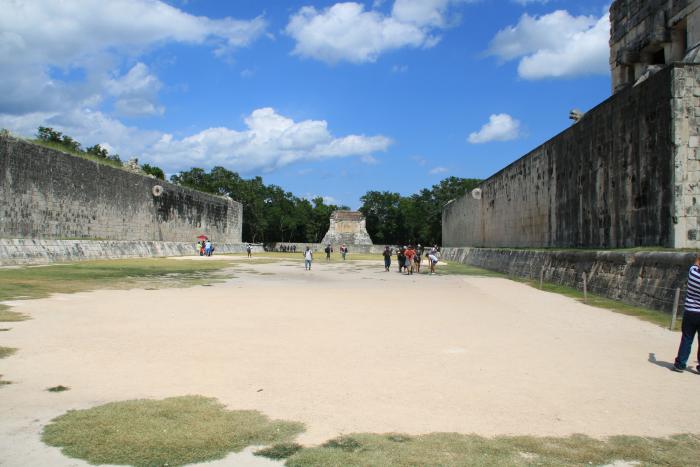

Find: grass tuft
0;346;17;359
286;432;700;466
0;304;29;322
322;436;364;452
47;385;70;392
0;374;11;386
254;442;304;459
42;395;304;467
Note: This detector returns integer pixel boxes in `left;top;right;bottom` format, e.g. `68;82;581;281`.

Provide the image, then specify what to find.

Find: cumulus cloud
468;114;521;144
0;0;267;116
106;63;164;116
146;108;392;172
487;10;609;79
285;0;467;64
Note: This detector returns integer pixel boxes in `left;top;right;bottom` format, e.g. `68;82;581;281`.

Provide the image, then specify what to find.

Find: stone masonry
320;211;373;246
610;0;700;92
443;1;700;250
0;135;242;243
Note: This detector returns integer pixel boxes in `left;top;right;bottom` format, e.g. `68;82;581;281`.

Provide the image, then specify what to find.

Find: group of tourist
383;245;439;275
195;239;214;256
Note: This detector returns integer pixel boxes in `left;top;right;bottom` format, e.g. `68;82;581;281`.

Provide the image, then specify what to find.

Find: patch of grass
436;262;506;277
0;304;29;322
254;442;303;459
47;385;70;392
0;346;17;359
30;139;124;169
42;395;304;467
0;258;237;304
0;375;11;386
286;432;700;467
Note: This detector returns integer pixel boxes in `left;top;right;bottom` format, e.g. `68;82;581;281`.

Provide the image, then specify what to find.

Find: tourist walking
672;254;700;372
414;244;422;273
304;247;313;270
196;241;202;256
405;245;416;275
397;246;406;273
325;244;332;262
341;244;348;260
204;240;213;256
246;243;252;258
382;246;392;272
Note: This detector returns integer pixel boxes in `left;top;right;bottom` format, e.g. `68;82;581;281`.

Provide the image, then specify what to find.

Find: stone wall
442;247;691;314
610;0;700;92
320;211;373;245
443;64;681;249
0;239;262;266
0;136;242;243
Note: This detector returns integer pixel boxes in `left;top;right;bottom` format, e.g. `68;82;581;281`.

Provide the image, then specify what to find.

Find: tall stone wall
443;64;680;249
0;136;242;243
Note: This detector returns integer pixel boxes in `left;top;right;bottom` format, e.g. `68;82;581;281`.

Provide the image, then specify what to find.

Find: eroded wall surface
443;64;680;248
0;136;242;243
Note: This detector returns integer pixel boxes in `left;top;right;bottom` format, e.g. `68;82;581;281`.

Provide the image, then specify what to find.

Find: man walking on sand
672;253;700;372
304;247;313;271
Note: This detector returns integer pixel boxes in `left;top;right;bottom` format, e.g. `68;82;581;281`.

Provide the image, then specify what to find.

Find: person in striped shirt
672;254;700;372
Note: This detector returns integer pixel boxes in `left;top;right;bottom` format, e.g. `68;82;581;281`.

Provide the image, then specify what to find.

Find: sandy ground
1;256;699;466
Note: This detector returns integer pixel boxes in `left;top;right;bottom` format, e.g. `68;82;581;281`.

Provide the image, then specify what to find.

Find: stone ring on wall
152;185;164;197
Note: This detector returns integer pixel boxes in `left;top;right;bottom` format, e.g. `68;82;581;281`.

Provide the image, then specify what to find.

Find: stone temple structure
610;0;700;92
442;0;700;249
321;211;373;246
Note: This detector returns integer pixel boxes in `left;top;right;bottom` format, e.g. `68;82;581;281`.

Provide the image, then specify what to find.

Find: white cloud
106;63;164;116
429;166;448;174
146;108;392;172
285;0;467;64
468;113;521;144
487;10;609;79
0;0;267;116
392;64;408;73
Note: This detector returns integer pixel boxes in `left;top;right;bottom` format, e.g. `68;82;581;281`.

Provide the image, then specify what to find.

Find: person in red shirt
404;246;416;275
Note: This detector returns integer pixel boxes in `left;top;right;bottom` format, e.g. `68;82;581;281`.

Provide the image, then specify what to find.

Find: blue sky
1;0;611;208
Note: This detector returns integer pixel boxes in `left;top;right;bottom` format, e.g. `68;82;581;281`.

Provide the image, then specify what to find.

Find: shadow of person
650;352;700;374
648;352;677;371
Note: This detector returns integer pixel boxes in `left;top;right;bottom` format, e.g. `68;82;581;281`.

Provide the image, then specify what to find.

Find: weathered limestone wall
443;64;680;249
671;64;700;247
0;136;242;243
610;0;700;92
0;239;262;266
320;211;373;245
442;247;691;313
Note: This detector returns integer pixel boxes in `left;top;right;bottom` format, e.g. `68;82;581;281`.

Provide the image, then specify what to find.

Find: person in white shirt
304;247;313;271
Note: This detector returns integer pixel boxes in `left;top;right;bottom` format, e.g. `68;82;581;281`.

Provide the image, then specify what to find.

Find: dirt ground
1;256;698;466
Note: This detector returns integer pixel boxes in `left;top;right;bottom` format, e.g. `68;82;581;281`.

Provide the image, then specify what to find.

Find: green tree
142;163;165;180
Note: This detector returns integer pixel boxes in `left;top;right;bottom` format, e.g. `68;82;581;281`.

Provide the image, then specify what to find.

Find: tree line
174;167;480;246
30;127;480;245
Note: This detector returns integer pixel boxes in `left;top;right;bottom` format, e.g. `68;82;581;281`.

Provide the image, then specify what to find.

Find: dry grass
286;432;700;466
42;396;304;467
0;304;29;322
0;346;17;359
0;258;237;304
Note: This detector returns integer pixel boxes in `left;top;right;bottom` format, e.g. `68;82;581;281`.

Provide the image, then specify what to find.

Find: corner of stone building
670;64;700;248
